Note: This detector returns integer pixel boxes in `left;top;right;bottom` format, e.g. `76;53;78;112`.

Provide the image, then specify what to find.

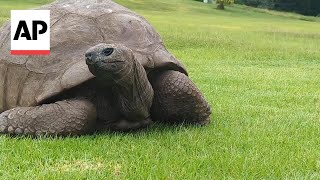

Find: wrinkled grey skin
0;0;211;136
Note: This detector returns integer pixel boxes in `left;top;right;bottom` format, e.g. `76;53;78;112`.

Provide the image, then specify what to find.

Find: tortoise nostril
85;52;93;59
102;48;114;56
85;52;95;64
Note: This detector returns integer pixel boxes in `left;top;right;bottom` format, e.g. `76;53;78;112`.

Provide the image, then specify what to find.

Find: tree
216;0;235;9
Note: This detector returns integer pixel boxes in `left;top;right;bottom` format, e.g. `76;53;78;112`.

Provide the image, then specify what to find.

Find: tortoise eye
102;48;114;56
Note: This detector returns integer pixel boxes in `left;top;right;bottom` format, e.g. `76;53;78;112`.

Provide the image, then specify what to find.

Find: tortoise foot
0;99;96;136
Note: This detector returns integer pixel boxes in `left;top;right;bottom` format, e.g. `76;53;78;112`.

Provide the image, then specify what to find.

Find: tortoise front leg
95;91;152;132
0;98;97;136
151;70;211;125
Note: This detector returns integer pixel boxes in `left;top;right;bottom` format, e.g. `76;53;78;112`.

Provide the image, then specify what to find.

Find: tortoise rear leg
0;98;97;136
151;70;211;125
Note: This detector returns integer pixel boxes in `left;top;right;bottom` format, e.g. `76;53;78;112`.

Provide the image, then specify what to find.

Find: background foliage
236;0;320;16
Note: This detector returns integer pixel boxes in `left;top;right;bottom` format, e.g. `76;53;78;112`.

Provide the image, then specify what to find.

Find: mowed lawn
1;0;320;179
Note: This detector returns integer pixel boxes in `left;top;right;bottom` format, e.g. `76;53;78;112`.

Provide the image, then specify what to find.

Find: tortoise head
85;43;134;82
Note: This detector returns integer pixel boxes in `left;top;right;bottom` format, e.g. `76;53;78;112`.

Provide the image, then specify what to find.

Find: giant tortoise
0;0;211;136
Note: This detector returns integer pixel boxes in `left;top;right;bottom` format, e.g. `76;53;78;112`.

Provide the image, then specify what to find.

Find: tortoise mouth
85;57;125;64
93;60;124;68
103;60;125;64
87;58;127;78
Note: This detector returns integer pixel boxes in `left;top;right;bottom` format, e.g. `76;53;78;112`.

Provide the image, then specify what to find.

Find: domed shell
0;0;187;110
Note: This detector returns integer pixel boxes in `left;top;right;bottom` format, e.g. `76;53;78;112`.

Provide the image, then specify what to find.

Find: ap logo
11;10;50;55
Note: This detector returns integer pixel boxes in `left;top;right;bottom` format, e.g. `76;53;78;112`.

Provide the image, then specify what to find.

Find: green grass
0;0;51;24
1;0;320;179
